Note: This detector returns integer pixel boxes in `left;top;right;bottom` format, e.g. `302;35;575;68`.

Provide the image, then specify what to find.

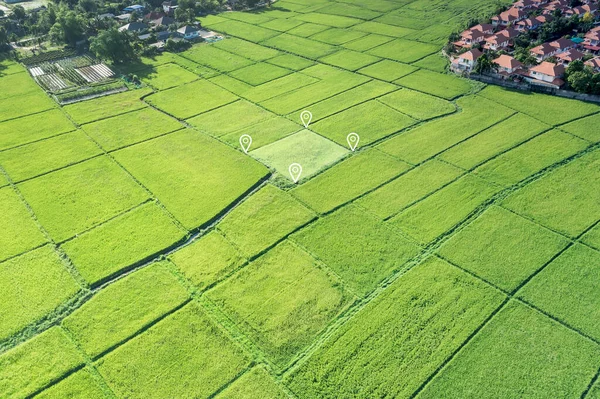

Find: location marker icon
239;134;252;154
300;110;312;128
347;132;360;152
289;163;302;184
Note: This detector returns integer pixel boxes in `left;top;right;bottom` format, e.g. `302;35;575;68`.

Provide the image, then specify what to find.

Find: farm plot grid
2;0;600;397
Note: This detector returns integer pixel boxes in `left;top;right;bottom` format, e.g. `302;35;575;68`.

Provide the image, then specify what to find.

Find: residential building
531;42;559;61
451;49;483;72
556;49;585;65
123;4;144;13
549;37;576;53
177;25;200;40
528;61;565;87
491;7;527;26
118;22;148;33
585;56;600;71
493;54;524;75
151;16;175;26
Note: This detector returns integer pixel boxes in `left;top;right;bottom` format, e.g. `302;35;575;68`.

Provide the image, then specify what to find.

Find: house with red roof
527;61;566;87
491;7;528;26
493;54;524;75
451;49;483;73
585;56;600;72
556;49;586;65
530;43;559;61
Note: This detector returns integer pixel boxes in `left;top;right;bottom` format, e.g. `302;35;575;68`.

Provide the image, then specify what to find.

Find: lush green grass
356;159;463;219
141;63;199;90
367;39;440;63
251;130;348;182
63;261;189;357
182;44;254;72
390;174;500;244
186;100;273;137
0;327;84;398
317;3;382;19
261;34;338;59
146;80;238;120
0;91;56;122
113;129;268;230
395;69;473;100
502;149;600;237
96;302;250;399
473;130;589;187
377;95;514;164
311;100;416;146
0;109;75;151
0;131;101;182
0;71;43;100
266;54;315;71
213;37;280;61
221;116;302;150
215;366;289;399
351;20;416;37
319;49;380;71
438;113;550;170
81;107;182;151
35;367;107;399
342;34;394;51
582;223;600;250
170;231;244;290
209;19;280;42
0;245;80;342
287;256;505;398
230;62;292;85
559;112;600;142
222;10;273;24
287;22;331;37
412;53;450;72
519;244;600;340
261;17;305;32
293;12;362;28
218;184;315;258
62;202;187;286
0;186;47;262
378;88;456;120
63;88;152;125
292;149;411;214
212;72;318;103
292;205;420;296
358;59;418;81
310;28;365;45
208;241;352;368
438;206;569;291
18;156;148;242
478;85;600;126
419;301;600;398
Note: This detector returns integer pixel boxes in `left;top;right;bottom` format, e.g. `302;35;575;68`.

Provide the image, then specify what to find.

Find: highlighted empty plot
218;184;315;257
0;245;80;342
287;257;505;398
502;149;600;237
62;261;189;357
390;174;500;244
419;301;600;398
357;59;418;81
96;302;250;399
311;100;416;146
208;241;352;368
18;156;148;242
0;186;47;262
439;206;568;291
0;109;75;151
146;80;238;120
229;62;292;85
170;231;244;290
367;38;439;63
292;205;420;296
395;69;472;100
113;129;268;230
379;88;456;120
291;149;411;214
62;202;187;286
187;100;273;137
250;130;348;181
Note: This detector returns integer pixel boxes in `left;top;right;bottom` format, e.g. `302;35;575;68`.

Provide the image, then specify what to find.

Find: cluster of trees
566;60;600;94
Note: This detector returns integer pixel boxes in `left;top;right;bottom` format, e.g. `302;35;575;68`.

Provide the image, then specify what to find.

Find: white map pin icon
239;134;252;154
289;163;302;183
300;110;312;128
347;132;360;152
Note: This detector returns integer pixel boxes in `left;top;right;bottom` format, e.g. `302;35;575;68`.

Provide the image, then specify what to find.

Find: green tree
89;28;137;64
0;26;9;51
12;5;26;21
567;68;593;93
474;53;493;74
49;11;86;46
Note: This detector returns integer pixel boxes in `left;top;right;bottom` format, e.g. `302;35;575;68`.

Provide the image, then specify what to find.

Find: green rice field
1;0;600;397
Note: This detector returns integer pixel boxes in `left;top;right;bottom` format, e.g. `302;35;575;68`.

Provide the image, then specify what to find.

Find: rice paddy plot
221;116;302;150
261;17;305;32
17;156;149;242
81;107;183;151
419;301;600;399
181;45;254;73
0;245;80;342
250;130;348;182
287;256;505;398
140;63;199;91
293;12;362;28
229;62;292;85
266;54;316;71
0;131;101;182
215;366;289;399
318;49;381;71
356;159;464;220
0;91;56;123
112;129;269;230
221;10;273;25
0;71;44;100
310;28;365;45
582;223;600;251
378;88;456;120
317;3;382;19
292;205;420;297
473;129;589;187
145;80;238;120
412;53;449;73
337;0;403;12
357;59;418;81
0;327;84;399
169;231;244;290
394;69;473;100
342;34;394;51
311;100;416;146
0;186;47;262
218;184;315;258
350;20;417;37
209;19;280;42
367;38;440;63
286;22;330;37
207;241;352;368
438;206;569;292
0;109;75;151
389;174;500;244
559;112;600;142
96;302;250;399
61;202;187;286
62;261;189;358
34;367;108;399
291;149;411;214
502;149;600;238
186;100;274;137
212;37;281;61
63;88;152;125
261;34;338;59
